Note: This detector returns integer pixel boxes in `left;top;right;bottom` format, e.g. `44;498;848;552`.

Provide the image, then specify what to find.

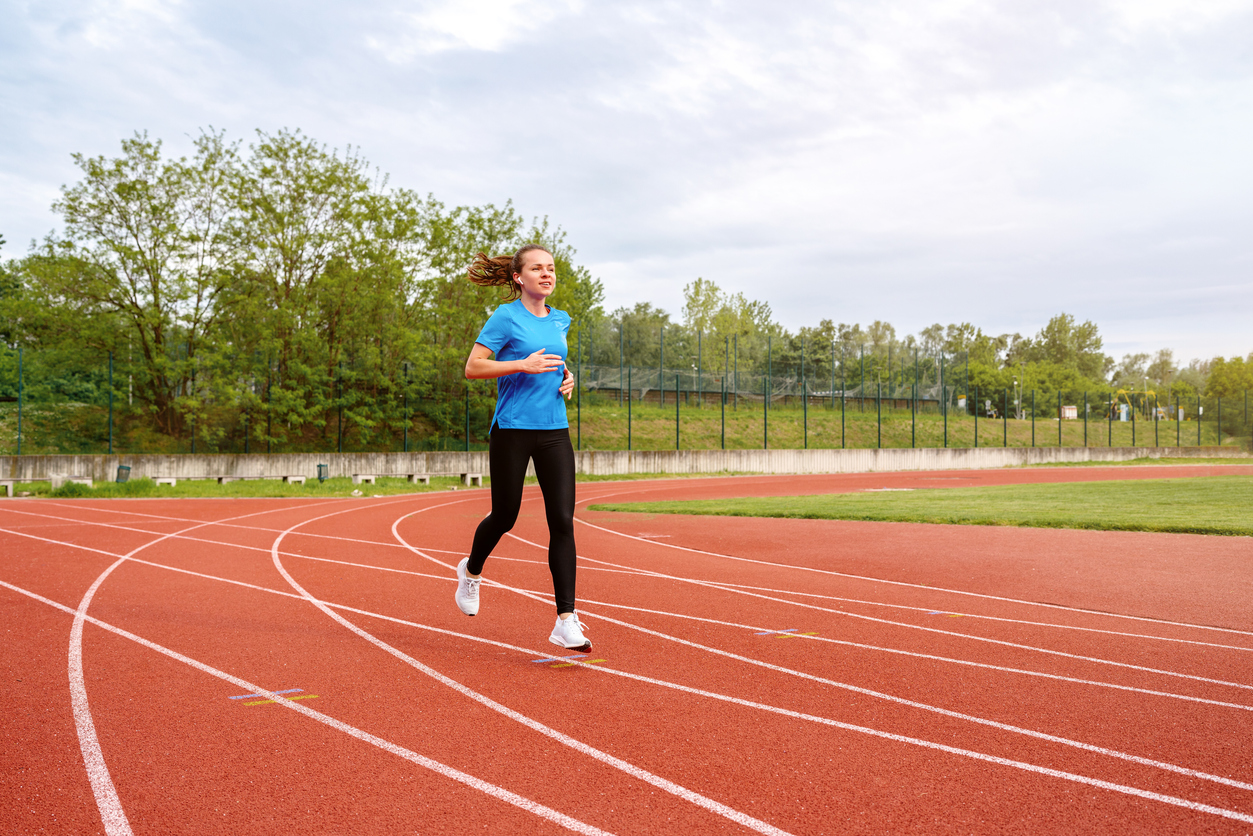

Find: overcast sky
3;0;1251;363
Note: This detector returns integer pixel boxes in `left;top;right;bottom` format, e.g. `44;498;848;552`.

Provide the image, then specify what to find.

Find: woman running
453;244;591;652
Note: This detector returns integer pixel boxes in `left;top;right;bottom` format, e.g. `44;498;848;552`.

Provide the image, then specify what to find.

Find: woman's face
514;250;556;298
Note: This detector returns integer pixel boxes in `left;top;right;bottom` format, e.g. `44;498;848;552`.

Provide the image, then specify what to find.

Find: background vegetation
1;129;1250;454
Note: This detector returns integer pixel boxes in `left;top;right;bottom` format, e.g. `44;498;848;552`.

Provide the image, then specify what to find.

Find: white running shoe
455;558;480;616
549;612;592;652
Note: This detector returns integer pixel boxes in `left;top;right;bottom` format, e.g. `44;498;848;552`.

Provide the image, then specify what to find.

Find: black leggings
467;426;577;614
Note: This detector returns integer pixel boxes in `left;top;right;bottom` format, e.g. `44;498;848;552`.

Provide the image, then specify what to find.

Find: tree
22;131;241;433
1028;313;1107;380
1206;357;1253;398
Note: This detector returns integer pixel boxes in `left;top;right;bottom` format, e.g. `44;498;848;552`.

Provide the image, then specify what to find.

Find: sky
2;0;1252;365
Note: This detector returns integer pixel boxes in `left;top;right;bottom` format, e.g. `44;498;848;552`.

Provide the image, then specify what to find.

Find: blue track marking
755;628;798;636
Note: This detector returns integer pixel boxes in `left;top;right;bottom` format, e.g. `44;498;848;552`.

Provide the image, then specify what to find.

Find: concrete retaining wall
1;446;1244;483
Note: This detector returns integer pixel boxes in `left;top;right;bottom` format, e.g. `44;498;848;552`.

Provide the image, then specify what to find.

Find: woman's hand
519;348;565;375
559;366;574;400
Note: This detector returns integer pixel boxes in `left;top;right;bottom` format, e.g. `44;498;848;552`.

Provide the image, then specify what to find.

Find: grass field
588;474;1253;537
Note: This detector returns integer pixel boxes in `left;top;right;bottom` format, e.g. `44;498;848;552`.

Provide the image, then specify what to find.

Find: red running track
2;465;1251;834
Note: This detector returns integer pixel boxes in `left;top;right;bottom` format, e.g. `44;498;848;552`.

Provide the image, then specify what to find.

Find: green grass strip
588;475;1253;537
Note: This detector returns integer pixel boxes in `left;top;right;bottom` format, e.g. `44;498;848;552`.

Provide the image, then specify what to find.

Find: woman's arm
465;343;565;380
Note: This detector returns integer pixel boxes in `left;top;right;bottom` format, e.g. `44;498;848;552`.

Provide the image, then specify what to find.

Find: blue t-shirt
474;299;571;430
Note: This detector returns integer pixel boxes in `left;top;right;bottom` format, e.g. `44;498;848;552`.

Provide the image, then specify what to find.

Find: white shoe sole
549;635;593;652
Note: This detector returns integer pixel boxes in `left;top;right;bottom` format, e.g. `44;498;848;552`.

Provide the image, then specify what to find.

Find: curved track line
10;501;1250;655
544;538;1253;693
10;500;1253;657
9;519;1247;718
59;498;346;836
691;578;1253;653
572;506;1253;638
69;557;134;836
268;500;796;836
11;513;1250;824
385;531;1253;822
1;580;612;836
486;531;1253;792
564;595;1253;712
26;566;1253;826
9;519;1247;713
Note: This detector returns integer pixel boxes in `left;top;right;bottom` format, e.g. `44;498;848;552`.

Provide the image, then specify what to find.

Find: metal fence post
941;352;947;449
720;375;725;450
877;380;882;448
1197;396;1201;446
1083;391;1088;447
107;350;113;455
803;381;808;449
763;370;768;450
1031;390;1035;446
841;345;846;448
658;326;664;407
974;385;978;449
266;366;273;455
16;347;22;456
1003;387;1008;447
675;373;680;450
1058;390;1063;448
697;329;702;409
337;362;343;454
627;366;632;451
860;345;865;413
913;347;918;449
403;363;409;453
765;336;771;449
1218;396;1222;445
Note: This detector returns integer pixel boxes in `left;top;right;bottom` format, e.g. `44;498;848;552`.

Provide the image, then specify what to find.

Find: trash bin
115;465;131;484
317;464;329;482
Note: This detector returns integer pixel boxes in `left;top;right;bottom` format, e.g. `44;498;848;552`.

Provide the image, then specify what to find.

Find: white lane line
563;596;1253;713
11;520;1249;720
268;501;795;836
69;557;133;836
384;533;1253;824
689;578;1253;653
1;579;613;836
532;537;1253;694
12;522;1253;819
10;519;1249;706
406;533;1253;798
61;498;354;836
571;508;1253;639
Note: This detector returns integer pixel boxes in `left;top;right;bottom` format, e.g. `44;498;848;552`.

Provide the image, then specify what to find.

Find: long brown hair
467;244;552;302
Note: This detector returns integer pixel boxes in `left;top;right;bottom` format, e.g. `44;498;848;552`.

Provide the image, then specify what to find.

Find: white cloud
366;0;584;60
2;0;1252;358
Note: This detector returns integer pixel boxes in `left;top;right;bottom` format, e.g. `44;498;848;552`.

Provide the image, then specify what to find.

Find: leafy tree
1027;314;1107;381
1206;356;1253;398
22;131;241;434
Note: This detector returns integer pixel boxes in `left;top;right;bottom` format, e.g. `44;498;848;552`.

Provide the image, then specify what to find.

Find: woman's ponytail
467;244;552;302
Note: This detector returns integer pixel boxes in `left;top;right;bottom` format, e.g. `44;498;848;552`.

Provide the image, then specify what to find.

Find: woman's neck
519;291;548;317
